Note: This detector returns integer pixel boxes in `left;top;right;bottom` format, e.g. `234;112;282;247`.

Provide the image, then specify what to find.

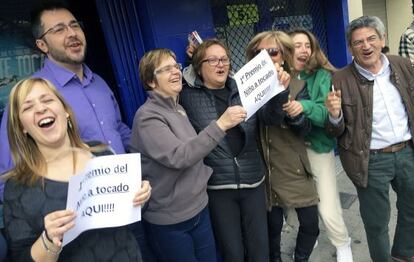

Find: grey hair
346;16;386;46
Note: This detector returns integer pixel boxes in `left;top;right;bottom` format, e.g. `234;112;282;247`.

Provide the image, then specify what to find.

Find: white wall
386;0;412;55
348;0;413;55
362;0;388;46
348;0;363;22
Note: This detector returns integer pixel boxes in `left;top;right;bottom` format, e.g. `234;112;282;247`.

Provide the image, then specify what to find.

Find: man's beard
46;40;87;65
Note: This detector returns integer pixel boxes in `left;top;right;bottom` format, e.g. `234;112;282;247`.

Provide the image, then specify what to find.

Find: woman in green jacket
286;28;353;262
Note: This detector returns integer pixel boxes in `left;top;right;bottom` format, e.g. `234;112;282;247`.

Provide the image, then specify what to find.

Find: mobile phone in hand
188;31;203;47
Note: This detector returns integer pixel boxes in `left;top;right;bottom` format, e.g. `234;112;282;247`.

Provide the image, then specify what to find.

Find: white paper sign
63;153;141;246
234;50;285;119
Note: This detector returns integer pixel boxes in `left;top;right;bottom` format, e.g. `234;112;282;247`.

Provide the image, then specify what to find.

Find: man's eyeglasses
154;63;182;75
351;35;379;48
201;57;230;67
38;21;83;39
255;48;280;57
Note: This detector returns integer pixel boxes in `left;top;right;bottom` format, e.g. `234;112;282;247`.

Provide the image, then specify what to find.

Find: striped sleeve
399;27;414;65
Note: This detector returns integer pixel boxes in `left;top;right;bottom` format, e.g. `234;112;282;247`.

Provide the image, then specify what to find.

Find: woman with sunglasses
246;31;319;262
287;29;353;262
180;39;290;262
130;48;246;262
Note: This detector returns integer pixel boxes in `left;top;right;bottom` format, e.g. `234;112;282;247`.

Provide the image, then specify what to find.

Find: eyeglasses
38;21;83;39
351;35;380;48
201;57;230;66
255;48;280;57
154;63;182;75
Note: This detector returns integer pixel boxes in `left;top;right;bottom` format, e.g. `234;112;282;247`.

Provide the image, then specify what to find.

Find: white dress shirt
354;55;411;149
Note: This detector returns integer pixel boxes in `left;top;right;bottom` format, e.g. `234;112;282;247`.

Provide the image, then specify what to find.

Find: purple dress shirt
0;59;131;198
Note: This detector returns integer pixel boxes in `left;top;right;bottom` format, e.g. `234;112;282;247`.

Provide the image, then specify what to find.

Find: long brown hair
289;28;336;74
6;77;88;185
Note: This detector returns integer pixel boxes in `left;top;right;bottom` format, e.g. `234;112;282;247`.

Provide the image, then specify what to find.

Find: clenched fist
325;90;342;119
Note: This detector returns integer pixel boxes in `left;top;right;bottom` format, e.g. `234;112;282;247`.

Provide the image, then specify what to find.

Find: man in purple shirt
0;3;131;194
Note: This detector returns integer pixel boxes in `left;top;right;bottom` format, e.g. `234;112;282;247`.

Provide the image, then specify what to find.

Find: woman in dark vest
180;39;290;262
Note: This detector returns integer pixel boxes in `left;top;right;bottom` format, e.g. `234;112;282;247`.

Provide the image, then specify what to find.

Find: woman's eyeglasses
254;48;280;57
154;63;182;75
201;57;230;66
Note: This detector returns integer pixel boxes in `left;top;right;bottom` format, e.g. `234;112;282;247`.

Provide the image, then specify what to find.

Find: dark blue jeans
357;145;414;261
144;207;216;262
128;221;158;262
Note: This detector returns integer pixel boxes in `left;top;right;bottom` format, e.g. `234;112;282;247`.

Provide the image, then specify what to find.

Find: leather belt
370;140;412;154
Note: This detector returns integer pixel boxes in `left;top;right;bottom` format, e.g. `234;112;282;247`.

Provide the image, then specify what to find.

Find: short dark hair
30;0;70;39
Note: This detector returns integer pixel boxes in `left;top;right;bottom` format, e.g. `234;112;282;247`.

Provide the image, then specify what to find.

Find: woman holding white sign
180;39;290;262
3;78;151;262
130;48;246;262
287;28;353;262
246;31;319;262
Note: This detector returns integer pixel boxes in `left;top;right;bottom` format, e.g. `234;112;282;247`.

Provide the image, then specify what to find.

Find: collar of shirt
354;54;390;81
43;58;94;88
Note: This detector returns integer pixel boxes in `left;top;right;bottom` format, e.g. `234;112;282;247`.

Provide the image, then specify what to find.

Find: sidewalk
279;157;398;262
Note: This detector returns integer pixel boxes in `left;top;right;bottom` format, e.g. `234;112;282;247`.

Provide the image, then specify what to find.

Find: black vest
180;77;265;188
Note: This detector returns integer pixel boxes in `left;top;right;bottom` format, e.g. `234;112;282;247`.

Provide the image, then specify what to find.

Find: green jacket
299;69;335;153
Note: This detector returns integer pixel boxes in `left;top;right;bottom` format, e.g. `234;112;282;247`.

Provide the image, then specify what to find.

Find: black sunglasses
254;48;280;57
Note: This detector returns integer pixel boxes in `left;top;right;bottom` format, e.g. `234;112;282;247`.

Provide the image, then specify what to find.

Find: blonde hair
246;30;294;74
6;77;88;185
289;28;336;74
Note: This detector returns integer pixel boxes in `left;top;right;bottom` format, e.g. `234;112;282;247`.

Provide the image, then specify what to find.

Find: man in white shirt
325;16;414;262
399;0;414;65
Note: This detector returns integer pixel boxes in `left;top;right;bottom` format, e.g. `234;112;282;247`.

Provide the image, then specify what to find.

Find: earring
67;117;73;129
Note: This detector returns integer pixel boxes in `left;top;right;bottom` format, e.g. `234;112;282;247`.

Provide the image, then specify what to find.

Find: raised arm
324;89;345;137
